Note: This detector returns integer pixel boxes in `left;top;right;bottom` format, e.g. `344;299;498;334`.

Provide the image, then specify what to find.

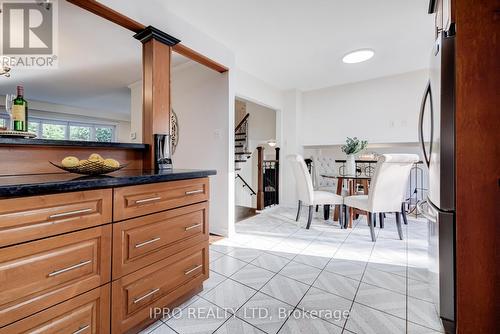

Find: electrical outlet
130;132;137;140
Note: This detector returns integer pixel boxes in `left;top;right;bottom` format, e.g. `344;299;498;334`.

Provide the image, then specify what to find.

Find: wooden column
134;26;180;169
454;1;500;332
256;146;264;210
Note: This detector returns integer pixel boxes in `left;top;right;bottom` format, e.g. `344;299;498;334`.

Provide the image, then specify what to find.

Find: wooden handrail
235;113;250;133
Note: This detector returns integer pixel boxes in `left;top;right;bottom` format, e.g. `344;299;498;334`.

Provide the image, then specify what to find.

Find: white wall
171;62;232;236
301;70;429;145
234;69;284;112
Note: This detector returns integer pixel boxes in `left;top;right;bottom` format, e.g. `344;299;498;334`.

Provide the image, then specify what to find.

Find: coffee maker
154;134;173;171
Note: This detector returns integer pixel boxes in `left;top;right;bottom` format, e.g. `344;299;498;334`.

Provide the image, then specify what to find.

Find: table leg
333;177;343;221
348;179;355;228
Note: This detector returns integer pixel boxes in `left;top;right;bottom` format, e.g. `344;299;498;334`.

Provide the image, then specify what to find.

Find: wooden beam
67;0;228;74
173;44;229;73
66;0;145;33
141;38;172;169
455;0;500;332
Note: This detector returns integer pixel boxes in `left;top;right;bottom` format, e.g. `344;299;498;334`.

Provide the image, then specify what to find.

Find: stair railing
235;174;256;196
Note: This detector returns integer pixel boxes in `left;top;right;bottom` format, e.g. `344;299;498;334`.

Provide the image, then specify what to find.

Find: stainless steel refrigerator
418;26;456;332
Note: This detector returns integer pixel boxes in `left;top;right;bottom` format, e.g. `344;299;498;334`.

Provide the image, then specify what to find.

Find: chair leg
296;200;302;221
395;212;404;240
306;205;314;229
401;203;408;225
316;205;319;212
343;205;348;229
323;205;330;220
379;213;385;228
373;213;377;227
367;213;376;242
338;205;343;228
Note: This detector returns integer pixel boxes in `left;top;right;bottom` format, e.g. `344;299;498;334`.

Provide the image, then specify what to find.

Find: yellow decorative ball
103;158;120;168
61;156;79;168
88;153;104;162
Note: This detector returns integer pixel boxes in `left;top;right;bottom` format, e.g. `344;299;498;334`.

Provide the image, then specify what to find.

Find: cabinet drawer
113;202;209;278
0;189;112;247
112;244;208;334
0;284;110;334
113;178;209;221
0;225;112;327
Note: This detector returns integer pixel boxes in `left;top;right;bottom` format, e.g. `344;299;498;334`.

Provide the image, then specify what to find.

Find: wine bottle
12;85;28;132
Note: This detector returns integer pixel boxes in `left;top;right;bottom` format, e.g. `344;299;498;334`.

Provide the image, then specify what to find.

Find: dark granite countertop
0;169;217;198
0;137;148;150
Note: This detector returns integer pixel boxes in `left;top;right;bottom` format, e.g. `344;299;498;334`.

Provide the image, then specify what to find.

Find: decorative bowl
50;160;127;176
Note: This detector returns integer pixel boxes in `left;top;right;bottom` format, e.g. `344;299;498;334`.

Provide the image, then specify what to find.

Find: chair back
312;156;337;190
368;154;419;212
287;154;314;205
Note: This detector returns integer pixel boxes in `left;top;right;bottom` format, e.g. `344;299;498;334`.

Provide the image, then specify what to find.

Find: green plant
341;137;368;155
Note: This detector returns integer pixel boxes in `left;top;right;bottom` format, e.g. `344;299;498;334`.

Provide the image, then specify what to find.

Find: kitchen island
0;168;216;334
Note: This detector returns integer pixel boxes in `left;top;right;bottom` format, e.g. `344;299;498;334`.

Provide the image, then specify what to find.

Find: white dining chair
343;154;419;241
287;154;344;229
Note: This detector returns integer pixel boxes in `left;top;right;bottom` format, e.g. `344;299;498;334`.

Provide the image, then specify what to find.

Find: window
29;118;115;142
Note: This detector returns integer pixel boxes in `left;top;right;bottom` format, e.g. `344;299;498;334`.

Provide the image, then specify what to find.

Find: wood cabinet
111;244;208;334
0;284;111;334
0;225;112;327
112;202;208;278
0;178;210;333
0;189;112;248
113;178;209;221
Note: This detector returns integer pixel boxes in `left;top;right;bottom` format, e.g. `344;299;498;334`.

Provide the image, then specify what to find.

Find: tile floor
140;207;444;334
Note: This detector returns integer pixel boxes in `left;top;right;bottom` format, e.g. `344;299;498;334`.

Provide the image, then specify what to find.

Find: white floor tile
408;297;444;332
210;255;248;277
199;271;227;296
236;292;294;334
166;298;231;334
214;317;265;334
362;267;407;295
251;253;290;272
230;264;275;290
279;261;322;285
324;259;366;280
203;279;257;311
355;283;406;319
297;287;351;328
345;302;407;334
313;270;359;300
278;311;343;334
261;274;309;306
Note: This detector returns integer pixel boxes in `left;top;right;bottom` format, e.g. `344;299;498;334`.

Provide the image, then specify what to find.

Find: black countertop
0;137;148;150
0;169;217;198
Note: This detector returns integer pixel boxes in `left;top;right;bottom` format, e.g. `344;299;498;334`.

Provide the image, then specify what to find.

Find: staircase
234;113;252;171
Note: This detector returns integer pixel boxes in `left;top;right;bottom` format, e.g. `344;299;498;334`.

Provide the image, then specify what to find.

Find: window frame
28;117;116;142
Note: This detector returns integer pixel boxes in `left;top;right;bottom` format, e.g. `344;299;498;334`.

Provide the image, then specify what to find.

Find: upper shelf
0;138;148;150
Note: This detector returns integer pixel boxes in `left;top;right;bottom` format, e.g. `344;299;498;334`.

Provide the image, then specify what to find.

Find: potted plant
341;137;368;175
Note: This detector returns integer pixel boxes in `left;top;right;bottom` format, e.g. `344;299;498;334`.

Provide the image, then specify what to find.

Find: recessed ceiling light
342;49;375;64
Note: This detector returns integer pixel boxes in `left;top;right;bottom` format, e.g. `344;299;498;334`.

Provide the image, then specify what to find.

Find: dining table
320;174;372;228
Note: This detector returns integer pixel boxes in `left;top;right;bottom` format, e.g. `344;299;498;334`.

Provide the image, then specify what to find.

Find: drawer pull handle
135;237;161;248
185;223;202;231
135;196;161;204
48;208;93;219
184;264;203;275
133;288;160;304
185;189;204;195
48;260;92;277
73;325;90;334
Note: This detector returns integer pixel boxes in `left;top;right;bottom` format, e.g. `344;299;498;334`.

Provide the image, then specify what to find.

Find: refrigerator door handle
418;81;434;168
417;200;438;223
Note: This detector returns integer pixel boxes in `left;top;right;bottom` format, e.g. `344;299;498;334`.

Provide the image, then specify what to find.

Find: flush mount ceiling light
342;49;375;64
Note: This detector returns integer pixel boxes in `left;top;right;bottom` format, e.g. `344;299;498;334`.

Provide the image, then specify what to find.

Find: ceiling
163;0;435;91
0;1;190;115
